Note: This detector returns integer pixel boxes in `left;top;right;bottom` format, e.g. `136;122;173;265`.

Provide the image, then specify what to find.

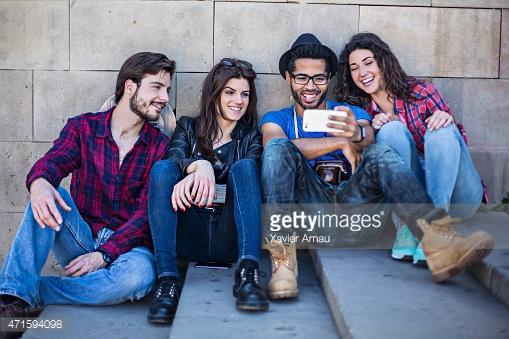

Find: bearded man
0;52;175;324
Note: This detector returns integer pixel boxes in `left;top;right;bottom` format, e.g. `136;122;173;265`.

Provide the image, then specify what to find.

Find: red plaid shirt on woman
26;108;170;261
365;81;468;154
364;81;489;202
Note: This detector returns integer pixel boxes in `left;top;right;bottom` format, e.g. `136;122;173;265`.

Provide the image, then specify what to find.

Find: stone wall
1;0;508;263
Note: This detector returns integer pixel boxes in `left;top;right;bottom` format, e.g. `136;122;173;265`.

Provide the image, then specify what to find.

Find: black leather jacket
166;116;262;183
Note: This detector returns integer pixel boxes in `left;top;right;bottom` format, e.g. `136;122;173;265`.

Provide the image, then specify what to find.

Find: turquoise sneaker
412;241;427;266
391;225;418;261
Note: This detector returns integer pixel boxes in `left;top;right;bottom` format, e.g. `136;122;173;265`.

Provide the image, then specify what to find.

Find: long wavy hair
335;32;420;107
196;60;258;162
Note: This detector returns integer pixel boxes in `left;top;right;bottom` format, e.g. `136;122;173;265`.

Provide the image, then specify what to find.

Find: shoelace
239;267;266;285
155;282;178;300
269;244;292;272
428;217;462;240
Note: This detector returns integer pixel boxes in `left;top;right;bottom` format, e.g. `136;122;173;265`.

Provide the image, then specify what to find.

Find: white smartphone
302;109;347;133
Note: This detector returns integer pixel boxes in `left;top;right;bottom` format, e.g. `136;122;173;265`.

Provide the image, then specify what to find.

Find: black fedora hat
278;33;338;79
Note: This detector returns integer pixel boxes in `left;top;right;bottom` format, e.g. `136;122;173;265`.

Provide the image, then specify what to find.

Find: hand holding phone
302;109;347;133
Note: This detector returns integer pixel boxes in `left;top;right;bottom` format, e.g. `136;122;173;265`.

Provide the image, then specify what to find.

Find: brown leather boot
417;216;494;283
266;240;299;300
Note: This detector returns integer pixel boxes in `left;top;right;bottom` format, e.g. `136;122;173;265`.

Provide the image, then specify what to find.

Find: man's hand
171;172;195;212
29;178;71;231
63;252;106;277
326;106;362;142
372;112;396;130
343;143;362;173
425;110;454;131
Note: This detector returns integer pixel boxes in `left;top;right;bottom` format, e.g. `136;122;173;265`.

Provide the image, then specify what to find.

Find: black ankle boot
0;295;39;339
233;260;269;312
147;277;180;324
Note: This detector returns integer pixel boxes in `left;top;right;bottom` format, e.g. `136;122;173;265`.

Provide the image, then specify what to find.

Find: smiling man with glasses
259;33;373;299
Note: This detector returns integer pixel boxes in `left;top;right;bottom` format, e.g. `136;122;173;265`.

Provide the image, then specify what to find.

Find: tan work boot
266;240;299;299
417;216;494;283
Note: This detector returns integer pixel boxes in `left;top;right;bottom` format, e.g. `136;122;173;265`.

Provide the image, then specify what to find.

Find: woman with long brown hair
147;58;268;324
336;33;484;265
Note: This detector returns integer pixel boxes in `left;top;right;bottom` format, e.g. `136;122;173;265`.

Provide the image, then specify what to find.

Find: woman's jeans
376;121;482;220
148;158;262;279
0;188;156;307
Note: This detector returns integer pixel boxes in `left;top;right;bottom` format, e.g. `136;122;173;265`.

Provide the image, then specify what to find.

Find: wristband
353;125;365;143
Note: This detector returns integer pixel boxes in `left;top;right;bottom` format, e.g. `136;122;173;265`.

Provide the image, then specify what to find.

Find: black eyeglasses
290;72;329;85
220;58;253;71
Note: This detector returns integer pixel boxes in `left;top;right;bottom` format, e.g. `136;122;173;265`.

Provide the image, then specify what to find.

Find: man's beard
291;87;327;110
129;89;159;122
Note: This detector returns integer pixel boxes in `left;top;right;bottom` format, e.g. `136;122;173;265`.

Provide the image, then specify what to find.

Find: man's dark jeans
261;138;441;242
148;158;262;279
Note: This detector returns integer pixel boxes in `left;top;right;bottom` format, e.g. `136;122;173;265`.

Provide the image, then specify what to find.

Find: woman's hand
371;112;396;130
171;172;196;211
190;160;216;208
343;143;362;174
425;110;454;132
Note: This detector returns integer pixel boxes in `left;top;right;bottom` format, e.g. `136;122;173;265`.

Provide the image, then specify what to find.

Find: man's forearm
291;137;346;160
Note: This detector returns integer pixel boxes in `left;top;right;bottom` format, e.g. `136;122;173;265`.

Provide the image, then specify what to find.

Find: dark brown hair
196;60;258;162
115;52;176;103
335;32;420;107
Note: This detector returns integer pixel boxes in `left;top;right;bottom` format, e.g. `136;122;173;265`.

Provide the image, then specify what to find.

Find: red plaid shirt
364;81;490;202
26;108;170;261
365;81;468;154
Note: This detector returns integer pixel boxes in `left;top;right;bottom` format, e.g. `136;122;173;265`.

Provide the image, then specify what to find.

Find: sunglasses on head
220;58;253;70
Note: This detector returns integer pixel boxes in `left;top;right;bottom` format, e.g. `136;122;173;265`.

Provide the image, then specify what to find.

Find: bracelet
353;125;365;143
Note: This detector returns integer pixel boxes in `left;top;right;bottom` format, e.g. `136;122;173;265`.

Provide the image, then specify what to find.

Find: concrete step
455;211;509;307
170;251;339;339
22;297;170;339
310;249;509;339
21;252;337;339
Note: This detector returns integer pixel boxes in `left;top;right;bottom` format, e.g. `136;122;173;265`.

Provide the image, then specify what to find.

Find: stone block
307;0;429;4
70;1;213;72
360;7;500;78
0;213;23;267
176;73;295;121
471;150;509;203
0;142;52;212
220;0;287;2
214;3;358;74
0;1;68;70
0;71;32;141
502;10;509;78
461;79;509;150
432;0;509;8
257;74;293;120
176;73;207;119
34;71;118;142
34;69;177;142
431;78;465;123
